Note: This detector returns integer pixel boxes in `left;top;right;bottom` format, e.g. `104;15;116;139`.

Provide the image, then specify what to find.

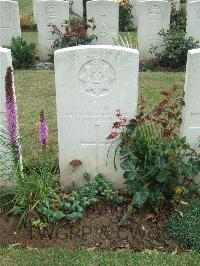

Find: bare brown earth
0;200;182;251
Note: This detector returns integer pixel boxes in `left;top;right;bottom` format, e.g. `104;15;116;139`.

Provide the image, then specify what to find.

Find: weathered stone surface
55;45;139;188
32;0;39;24
137;0;171;58
0;0;21;46
181;48;200;150
187;1;200;43
87;0;119;45
37;0;69;61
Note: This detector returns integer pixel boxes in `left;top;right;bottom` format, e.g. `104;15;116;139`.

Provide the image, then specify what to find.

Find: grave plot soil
0;200;182;251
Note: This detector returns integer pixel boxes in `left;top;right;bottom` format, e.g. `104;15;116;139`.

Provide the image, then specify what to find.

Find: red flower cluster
107;109;126;141
69;159;82;168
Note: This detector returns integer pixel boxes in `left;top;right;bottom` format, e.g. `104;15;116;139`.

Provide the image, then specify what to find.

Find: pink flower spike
39;109;49;149
5;67;20;156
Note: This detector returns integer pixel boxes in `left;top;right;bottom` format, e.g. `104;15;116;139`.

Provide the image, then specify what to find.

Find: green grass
14;70;185;163
17;0;32;14
21;32;38;52
15;70;57;163
0;248;200;266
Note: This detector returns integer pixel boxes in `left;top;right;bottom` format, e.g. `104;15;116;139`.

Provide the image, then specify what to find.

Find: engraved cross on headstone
81;123;109;174
79;97;112;174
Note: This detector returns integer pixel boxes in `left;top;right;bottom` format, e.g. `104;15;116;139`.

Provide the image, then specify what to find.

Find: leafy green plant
49;17;96;61
108;87;200;212
95;173;123;203
170;7;187;32
150;30;199;69
8;165;122;228
8;37;36;69
119;0;134;31
166;198;200;251
149;7;199;69
57;172;123;221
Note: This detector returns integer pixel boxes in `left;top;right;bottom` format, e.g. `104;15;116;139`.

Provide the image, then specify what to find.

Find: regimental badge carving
46;5;59;24
79;59;116;97
147;5;161;21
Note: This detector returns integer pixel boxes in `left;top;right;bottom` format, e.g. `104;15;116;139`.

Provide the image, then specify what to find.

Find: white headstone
181;48;200;150
55;45;139;188
87;0;119;45
0;0;21;47
37;0;69;61
187;1;200;43
186;0;195;10
0;48;19;182
137;0;171;58
71;0;83;17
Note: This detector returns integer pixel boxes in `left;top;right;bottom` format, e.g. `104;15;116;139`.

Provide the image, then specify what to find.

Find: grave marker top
137;0;171;58
87;0;119;45
0;0;21;46
37;0;69;61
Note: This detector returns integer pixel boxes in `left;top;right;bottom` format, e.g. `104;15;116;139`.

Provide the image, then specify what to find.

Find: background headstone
137;0;171;58
87;0;119;45
55;45;139;188
37;0;69;61
0;0;21;46
181;48;200;150
187;1;200;43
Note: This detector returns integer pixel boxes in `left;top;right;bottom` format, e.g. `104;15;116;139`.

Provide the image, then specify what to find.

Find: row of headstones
1;0;200;61
0;45;200;186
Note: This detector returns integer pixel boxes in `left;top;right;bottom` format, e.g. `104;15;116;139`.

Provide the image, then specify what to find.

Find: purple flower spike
39;109;48;149
5;67;20;156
